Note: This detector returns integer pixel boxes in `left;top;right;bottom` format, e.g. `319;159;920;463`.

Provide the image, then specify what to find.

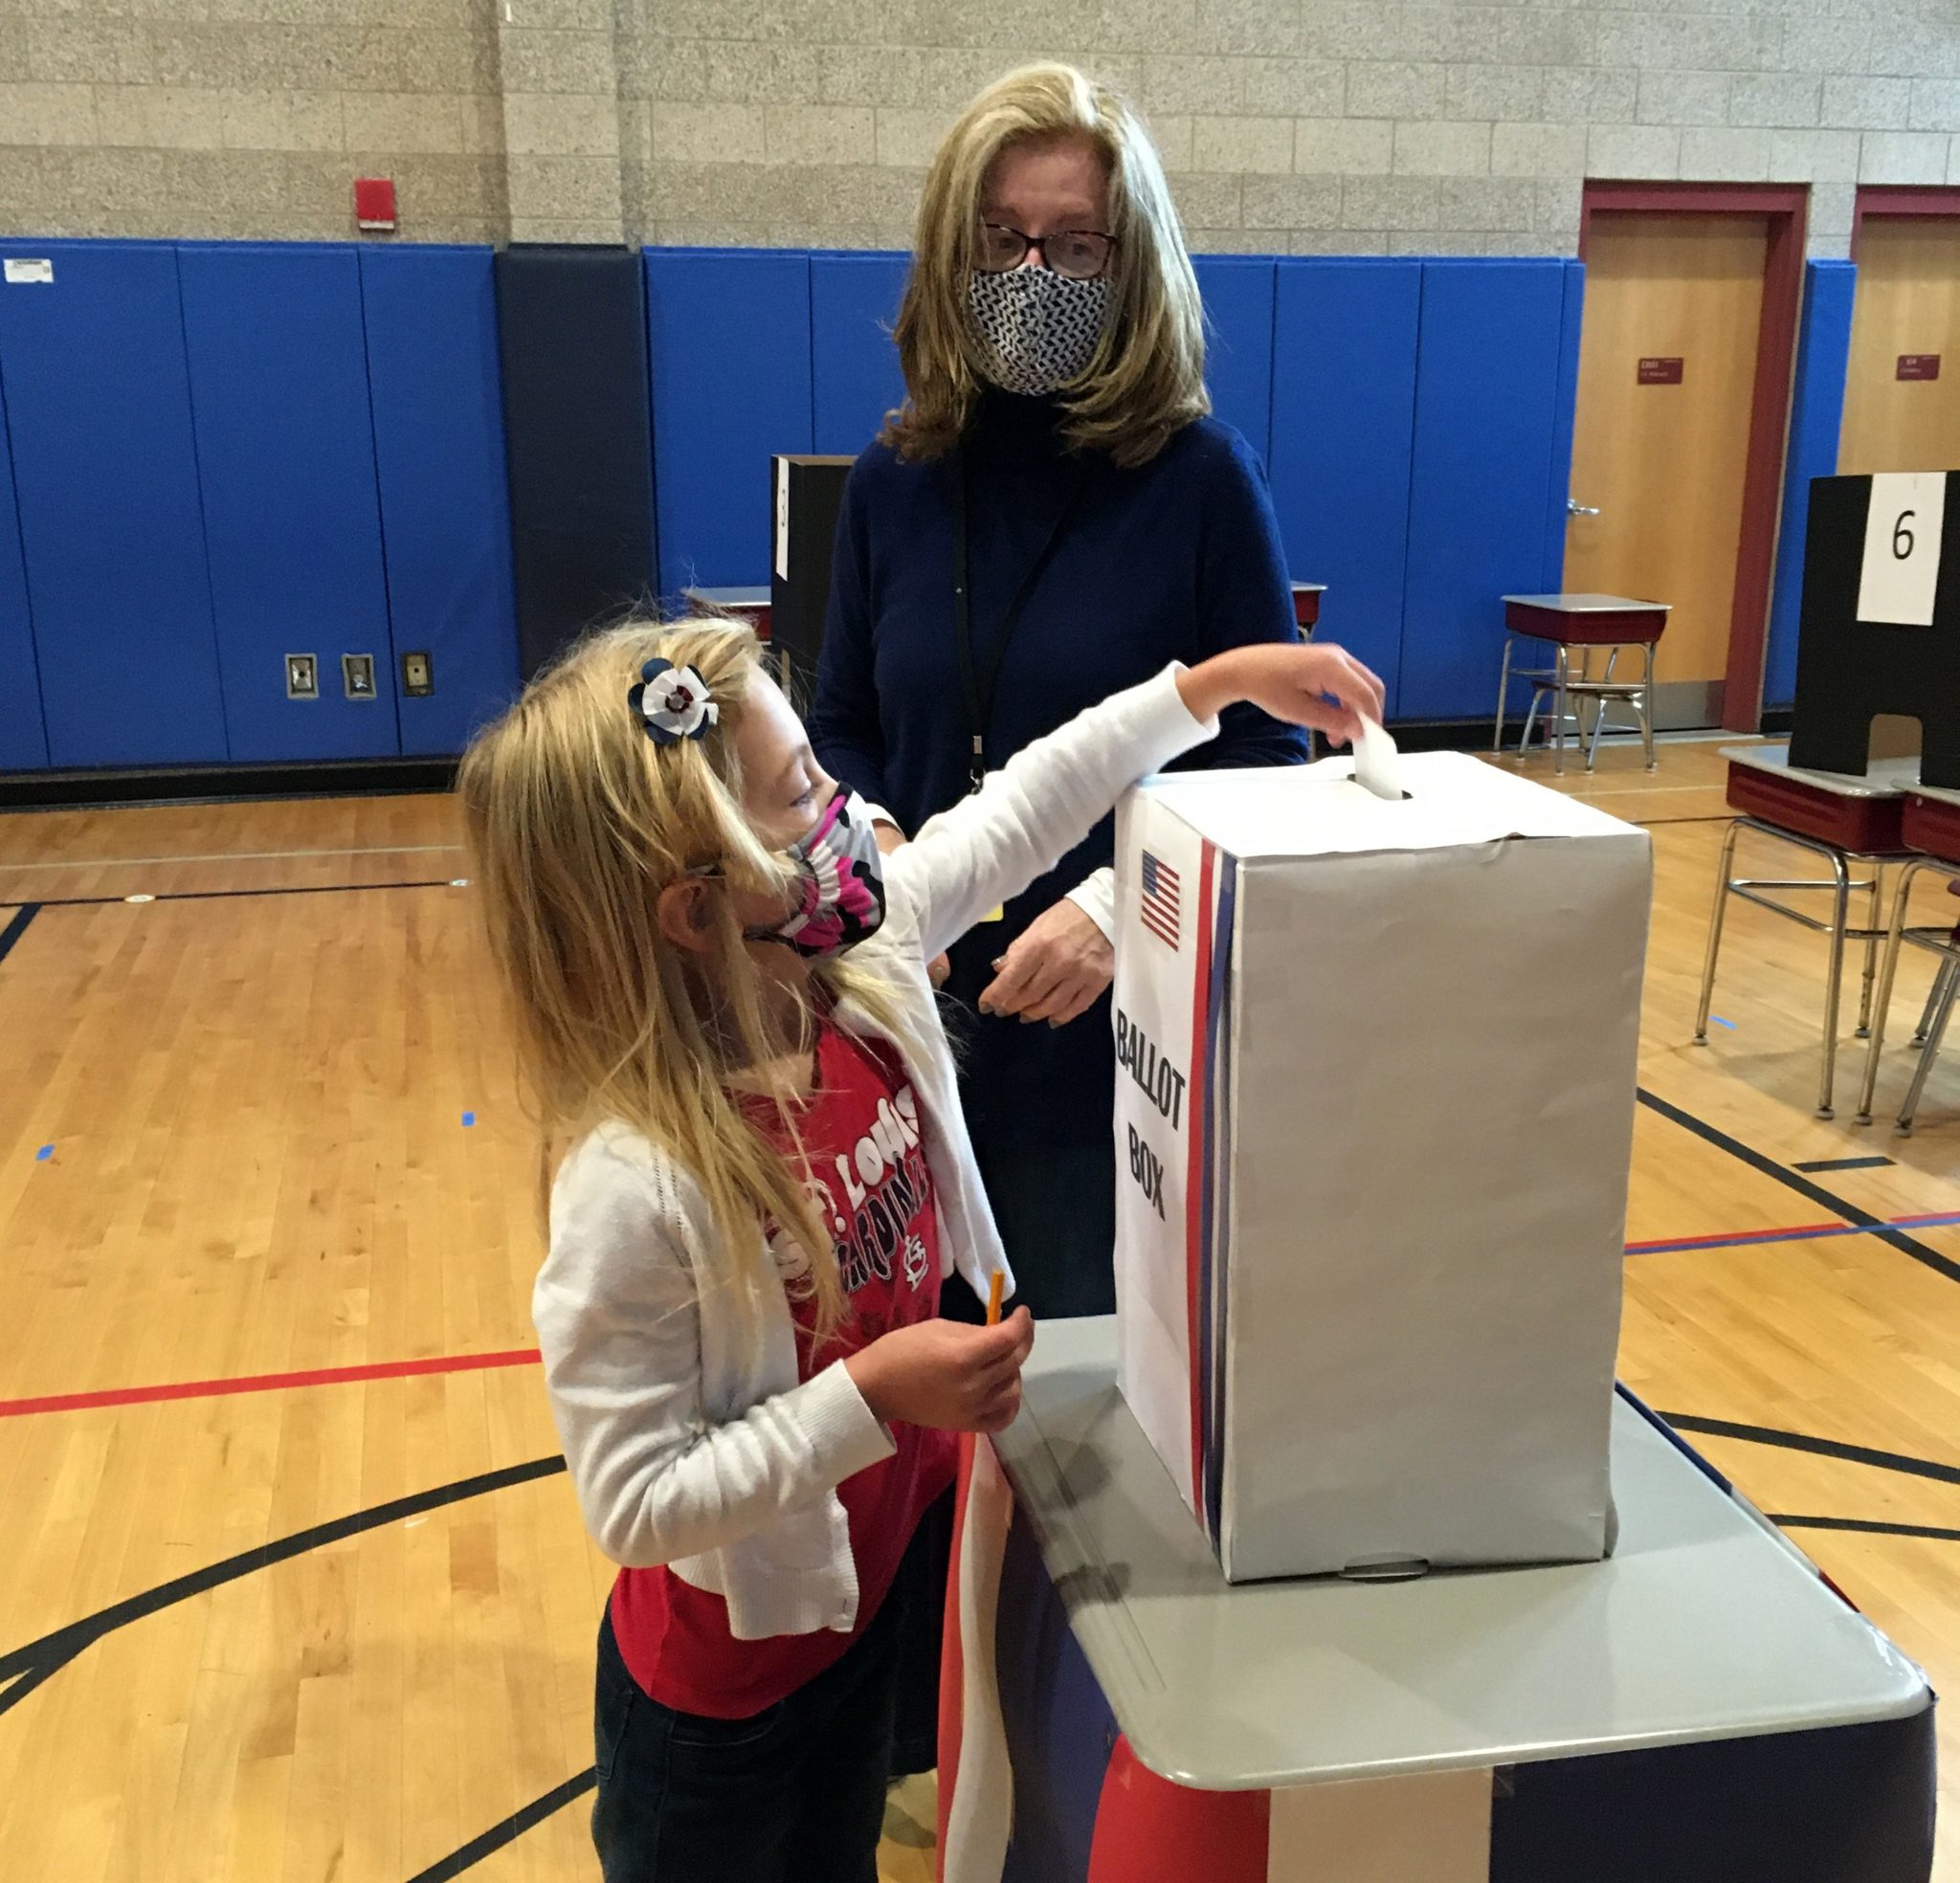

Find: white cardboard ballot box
1111;749;1651;1584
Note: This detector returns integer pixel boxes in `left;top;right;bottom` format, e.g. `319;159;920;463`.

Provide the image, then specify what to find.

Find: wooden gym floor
0;738;1954;1881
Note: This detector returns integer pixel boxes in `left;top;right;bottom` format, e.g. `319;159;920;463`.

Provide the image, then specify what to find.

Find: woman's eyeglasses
976;221;1115;281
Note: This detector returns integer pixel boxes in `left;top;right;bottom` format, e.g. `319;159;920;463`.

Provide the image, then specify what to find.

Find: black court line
406;1768;597;1882
1636;1087;1960;1285
1771;1516;1960;1543
0;878;456;913
1793;1154;1898;1173
0;901;38;964
1660;1412;1960;1488
0;1454;566;1718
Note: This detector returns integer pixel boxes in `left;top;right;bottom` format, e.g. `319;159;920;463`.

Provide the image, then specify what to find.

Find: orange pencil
986;1270;1004;1326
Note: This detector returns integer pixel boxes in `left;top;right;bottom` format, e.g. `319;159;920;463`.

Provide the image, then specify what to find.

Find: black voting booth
1789;472;1960;787
770;454;853;695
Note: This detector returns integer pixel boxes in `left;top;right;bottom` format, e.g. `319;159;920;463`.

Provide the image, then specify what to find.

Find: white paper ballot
1351;716;1405;800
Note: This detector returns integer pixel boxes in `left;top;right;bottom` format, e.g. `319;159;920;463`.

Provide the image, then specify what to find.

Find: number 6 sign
1856;471;1946;628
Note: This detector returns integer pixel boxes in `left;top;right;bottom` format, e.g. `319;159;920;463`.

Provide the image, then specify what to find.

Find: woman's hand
845;1308;1034;1434
1178;644;1388;749
877;822;951;987
977;897;1113;1027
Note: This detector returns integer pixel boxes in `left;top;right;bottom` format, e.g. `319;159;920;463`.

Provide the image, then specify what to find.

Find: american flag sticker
1140;850;1181;950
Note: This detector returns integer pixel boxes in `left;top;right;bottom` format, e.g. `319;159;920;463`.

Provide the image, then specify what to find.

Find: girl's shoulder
551;1121;708;1246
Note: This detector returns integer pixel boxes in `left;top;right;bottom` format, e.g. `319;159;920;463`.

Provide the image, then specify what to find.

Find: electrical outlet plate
286;653;318;699
401;650;434;697
343;654;377;700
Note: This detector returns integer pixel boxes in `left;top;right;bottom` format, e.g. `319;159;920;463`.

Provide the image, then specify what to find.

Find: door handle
1567;498;1601;517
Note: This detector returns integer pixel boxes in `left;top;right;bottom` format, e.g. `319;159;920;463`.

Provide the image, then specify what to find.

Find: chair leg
1896;961;1958;1136
1856;856;1926;1125
1694;820;1743;1045
1640;643;1657;771
1552;645;1570;778
1493;636;1516;756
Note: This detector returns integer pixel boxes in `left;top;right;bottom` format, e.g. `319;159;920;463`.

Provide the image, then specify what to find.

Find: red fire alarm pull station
1637;356;1684;386
1897;353;1941;382
353;177;397;233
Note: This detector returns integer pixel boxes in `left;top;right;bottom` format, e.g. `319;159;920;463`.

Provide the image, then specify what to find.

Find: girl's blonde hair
883;61;1209;469
457;616;911;1340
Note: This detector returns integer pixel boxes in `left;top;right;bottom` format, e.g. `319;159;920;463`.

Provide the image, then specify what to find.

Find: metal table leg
1693;819;1743;1046
1855;855;1929;1125
1896;966;1957;1135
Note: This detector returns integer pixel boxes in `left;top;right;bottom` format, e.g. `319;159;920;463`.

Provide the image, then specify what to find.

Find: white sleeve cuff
1065;867;1117;942
798;1359;899;1479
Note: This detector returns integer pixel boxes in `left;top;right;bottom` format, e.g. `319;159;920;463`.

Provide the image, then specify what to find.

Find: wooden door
1840;219;1960;474
1565;214;1770;728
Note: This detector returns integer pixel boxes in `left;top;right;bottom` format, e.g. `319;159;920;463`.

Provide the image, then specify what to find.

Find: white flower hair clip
629;658;719;746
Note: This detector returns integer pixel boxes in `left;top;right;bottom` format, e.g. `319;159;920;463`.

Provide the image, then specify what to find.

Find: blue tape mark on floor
34;1145;52;1163
461;1112;476;1127
1710;1016;1737;1030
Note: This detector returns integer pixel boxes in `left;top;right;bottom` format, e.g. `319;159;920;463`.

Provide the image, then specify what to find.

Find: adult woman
809;61;1383;1788
812;64;1366;1322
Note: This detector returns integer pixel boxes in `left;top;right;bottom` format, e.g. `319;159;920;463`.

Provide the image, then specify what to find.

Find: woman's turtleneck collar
963;385;1073;470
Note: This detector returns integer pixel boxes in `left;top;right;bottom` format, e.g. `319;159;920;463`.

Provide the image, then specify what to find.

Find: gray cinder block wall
0;0;1954;254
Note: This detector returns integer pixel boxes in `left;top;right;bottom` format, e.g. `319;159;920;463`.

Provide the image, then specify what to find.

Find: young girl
457;617;1382;1883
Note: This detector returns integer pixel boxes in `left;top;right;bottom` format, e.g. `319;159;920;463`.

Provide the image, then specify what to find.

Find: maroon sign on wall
1637;356;1685;385
1897;354;1942;382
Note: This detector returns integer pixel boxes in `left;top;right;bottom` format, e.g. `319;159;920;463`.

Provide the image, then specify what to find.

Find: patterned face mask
744;787;887;959
967;266;1111;396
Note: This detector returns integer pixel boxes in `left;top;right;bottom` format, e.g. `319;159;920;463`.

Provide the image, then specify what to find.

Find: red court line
1624;1219;1845;1255
7;1202;1960;1419
0;1346;543;1419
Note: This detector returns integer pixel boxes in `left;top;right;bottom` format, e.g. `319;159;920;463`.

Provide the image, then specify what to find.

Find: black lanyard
950;450;1093;790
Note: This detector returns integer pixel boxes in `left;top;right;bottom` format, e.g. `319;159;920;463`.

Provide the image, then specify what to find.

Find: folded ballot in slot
1112;751;1652;1583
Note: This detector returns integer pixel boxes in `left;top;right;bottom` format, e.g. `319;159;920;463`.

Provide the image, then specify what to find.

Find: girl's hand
845;1308;1034;1434
1177;644;1388;749
978;897;1112;1026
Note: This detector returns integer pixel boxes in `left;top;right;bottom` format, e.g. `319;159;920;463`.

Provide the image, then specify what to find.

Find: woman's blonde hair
457;616;911;1341
883;61;1209;469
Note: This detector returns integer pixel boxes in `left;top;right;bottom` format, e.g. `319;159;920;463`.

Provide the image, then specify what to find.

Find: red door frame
1578;181;1809;731
1852;184;1960;255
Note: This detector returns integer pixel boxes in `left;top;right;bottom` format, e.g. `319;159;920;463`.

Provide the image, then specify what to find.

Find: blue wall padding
1266;258;1422;715
179;243;400;763
1765;260;1856;710
0;377;47;771
360;246;520;756
646;248;814;596
1542;260;1587;591
1193;255;1278;470
1398;259;1572;721
812;251;909;457
0;240;228;767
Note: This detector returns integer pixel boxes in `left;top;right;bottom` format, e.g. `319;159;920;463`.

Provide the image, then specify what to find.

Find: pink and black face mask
745;787;887;959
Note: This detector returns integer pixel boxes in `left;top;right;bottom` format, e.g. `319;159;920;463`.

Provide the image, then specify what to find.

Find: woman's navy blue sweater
810;389;1306;1150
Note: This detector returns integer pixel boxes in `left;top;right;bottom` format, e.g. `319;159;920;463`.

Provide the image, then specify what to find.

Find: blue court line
33;1145;52;1163
1630;1210;1960;1259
